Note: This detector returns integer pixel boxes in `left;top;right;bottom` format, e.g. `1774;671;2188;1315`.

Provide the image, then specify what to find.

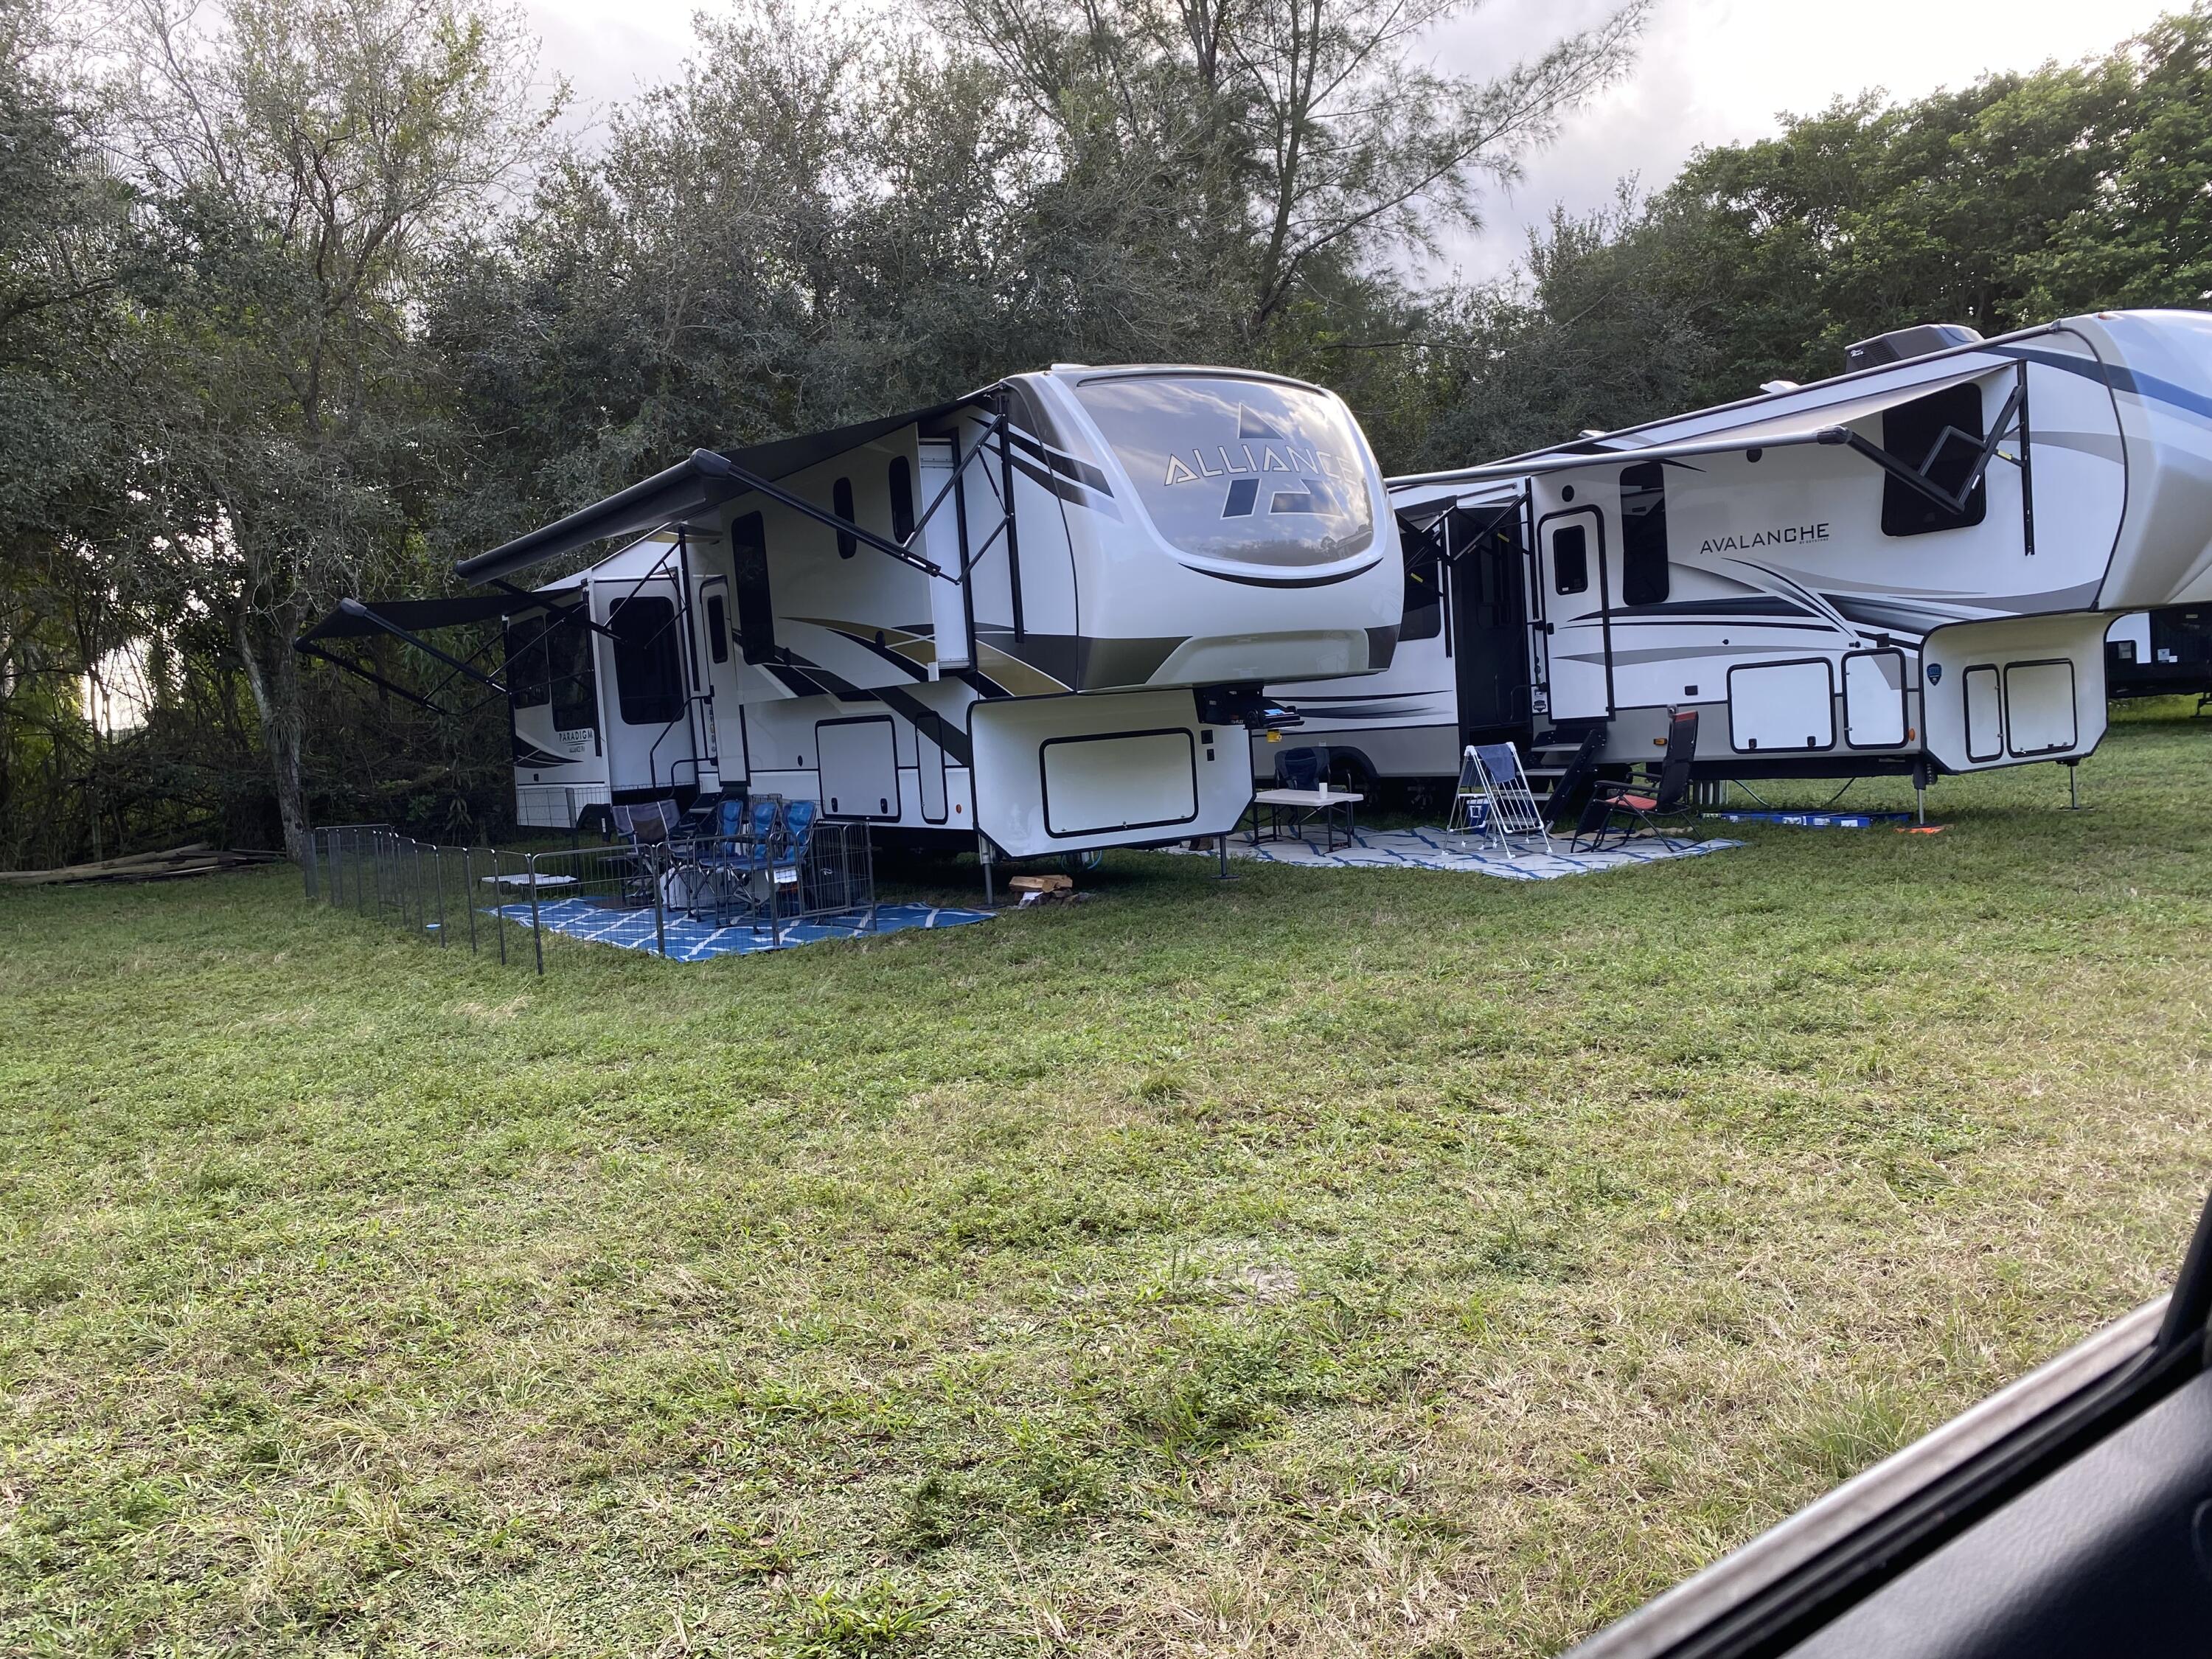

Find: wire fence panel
305;809;880;974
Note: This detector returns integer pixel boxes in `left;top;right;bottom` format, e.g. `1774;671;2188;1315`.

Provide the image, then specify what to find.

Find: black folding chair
1573;711;1699;851
1273;745;1326;790
1543;728;1607;833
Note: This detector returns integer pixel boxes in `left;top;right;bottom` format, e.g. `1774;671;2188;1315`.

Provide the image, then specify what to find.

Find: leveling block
1705;810;1914;830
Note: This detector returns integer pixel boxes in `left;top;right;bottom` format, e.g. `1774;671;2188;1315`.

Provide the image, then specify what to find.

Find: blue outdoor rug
491;898;995;961
1180;824;1742;880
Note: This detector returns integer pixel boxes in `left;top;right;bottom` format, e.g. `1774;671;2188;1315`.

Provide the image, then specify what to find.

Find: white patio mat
1176;824;1743;880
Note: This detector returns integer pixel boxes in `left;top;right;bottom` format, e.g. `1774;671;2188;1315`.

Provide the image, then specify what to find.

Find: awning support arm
490;578;623;644
684;411;1013;582
320;599;507;696
691;450;945;577
295;640;457;715
1839;378;2028;516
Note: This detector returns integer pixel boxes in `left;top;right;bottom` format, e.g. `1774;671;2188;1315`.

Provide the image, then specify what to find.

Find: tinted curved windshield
1074;375;1376;569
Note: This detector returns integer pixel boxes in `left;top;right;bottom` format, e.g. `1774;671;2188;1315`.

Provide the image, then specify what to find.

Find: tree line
1;0;2207;867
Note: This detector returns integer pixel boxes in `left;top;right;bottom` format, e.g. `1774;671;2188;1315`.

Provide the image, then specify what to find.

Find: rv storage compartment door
1042;731;1196;839
970;689;1251;858
2005;661;2078;757
1728;658;1834;753
818;715;900;819
919;440;972;675
1843;650;1907;748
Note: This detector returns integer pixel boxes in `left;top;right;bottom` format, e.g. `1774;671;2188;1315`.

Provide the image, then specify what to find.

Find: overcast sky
518;0;2184;282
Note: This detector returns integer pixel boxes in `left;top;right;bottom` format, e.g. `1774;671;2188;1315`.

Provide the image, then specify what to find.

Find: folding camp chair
1543;728;1607;833
1450;742;1552;854
609;799;680;903
1573;710;1699;850
1273;745;1326;790
754;799;819;936
706;794;785;926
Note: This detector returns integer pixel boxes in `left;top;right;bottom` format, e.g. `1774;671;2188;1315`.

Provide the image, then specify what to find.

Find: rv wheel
1061;849;1105;876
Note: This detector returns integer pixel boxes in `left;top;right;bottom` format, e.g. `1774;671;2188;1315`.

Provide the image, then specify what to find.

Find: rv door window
1402;560;1442;641
888;457;915;543
1552;524;1590;595
1879;381;1990;537
506;614;550;707
1620;461;1670;606
833;477;857;558
609;597;683;726
705;594;729;664
546;606;597;733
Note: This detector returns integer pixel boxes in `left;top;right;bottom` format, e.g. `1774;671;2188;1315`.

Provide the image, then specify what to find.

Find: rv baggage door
1535;506;1611;720
919;439;973;675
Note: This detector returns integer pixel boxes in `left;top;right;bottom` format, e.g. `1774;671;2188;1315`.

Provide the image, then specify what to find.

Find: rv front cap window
1074;374;1375;568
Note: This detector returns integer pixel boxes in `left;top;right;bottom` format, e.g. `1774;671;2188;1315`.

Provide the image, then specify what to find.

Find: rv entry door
1536;507;1612;720
919;439;973;675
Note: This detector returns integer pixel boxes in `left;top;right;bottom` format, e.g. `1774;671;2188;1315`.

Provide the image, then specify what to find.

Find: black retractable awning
454;394;984;588
297;592;530;644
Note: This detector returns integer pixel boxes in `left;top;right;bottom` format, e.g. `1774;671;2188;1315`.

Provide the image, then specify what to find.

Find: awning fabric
297;593;528;644
454;394;984;588
1394;363;2010;492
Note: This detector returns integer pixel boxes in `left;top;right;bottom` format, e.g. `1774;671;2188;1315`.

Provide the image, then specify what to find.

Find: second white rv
1273;310;2212;790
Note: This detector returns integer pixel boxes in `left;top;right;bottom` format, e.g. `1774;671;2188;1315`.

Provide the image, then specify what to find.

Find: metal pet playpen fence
303;807;880;973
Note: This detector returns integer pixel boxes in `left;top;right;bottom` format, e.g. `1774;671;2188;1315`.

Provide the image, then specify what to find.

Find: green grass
6;703;2212;1656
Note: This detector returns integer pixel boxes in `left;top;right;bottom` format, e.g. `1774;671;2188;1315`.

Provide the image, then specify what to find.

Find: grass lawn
5;703;2212;1658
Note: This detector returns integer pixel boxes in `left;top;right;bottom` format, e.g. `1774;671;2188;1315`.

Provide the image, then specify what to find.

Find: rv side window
546;606;597;733
888;457;914;543
1880;381;1990;537
706;594;729;664
506;614;550;706
1552;524;1589;595
1620;461;1669;606
834;476;857;558
1402;560;1442;641
609;597;682;726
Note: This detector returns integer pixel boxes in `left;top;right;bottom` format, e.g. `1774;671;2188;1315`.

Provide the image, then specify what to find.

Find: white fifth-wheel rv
310;365;1402;860
1267;310;2212;795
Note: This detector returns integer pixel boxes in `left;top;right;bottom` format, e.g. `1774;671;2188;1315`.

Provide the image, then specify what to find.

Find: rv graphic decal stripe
2000;344;2212;422
1604;597;1816;619
1277;689;1436;703
1284;701;1444;721
1006;429;1113;495
872;684;975;768
1009;455;1122;520
1600;617;1839;633
789;617;935;681
1188;560;1383;588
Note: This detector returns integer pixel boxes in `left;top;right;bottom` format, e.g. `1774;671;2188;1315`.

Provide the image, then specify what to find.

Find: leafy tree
107;0;561;858
1420;5;2212;460
934;0;1652;339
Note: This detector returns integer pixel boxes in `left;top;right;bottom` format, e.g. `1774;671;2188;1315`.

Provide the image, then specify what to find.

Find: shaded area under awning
454;393;985;588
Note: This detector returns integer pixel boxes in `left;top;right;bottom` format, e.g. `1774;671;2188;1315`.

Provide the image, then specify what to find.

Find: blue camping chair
703;795;785;925
745;798;820;936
